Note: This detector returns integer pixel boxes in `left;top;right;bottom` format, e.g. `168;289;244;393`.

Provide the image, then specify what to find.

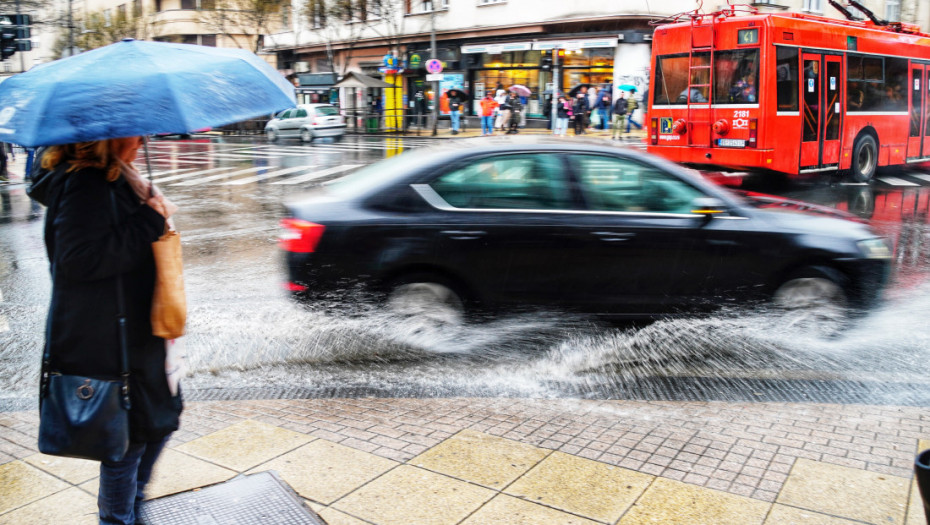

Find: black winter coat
29;163;183;443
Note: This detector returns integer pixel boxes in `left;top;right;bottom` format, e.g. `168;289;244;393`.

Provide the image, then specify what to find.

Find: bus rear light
651;118;659;145
279;219;325;253
283;281;308;292
672;118;687;135
713;119;730;135
748;118;758;146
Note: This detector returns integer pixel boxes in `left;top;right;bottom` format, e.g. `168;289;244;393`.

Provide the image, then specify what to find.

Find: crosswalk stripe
153;166;233;184
223;165;315;185
148;167;200;177
271;164;361;185
877;176;920;187
171;166;269;186
909;173;930;184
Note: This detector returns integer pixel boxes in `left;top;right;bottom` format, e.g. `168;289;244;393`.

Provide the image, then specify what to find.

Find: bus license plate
717;138;746;148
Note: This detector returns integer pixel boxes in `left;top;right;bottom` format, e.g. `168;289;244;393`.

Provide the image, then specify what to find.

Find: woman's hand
146;195;176;219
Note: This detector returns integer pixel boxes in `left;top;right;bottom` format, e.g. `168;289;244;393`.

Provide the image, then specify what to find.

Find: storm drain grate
138;471;326;525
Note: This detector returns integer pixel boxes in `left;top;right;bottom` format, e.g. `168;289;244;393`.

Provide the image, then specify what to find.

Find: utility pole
15;0;23;71
430;8;438;137
67;0;75;57
550;47;560;131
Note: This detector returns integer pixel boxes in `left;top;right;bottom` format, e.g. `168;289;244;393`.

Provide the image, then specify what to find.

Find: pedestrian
506;92;523;134
494;89;510;131
27;137;184;525
554;95;571;137
625;90;643;133
611;92;628;140
572;93;589;135
0;142;8;182
479;92;499;136
448;89;464;135
595;93;612;131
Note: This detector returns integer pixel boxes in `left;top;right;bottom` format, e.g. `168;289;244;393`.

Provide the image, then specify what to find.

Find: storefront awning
332;72;396;89
461;38;619;54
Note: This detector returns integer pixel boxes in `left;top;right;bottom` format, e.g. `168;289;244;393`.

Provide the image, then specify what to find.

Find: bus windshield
653;49;759;105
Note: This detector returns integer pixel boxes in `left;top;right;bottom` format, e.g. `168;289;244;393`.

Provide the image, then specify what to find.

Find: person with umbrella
506;91;523;134
447;88;466;135
572;92;590;135
612;91;628;140
0;39;296;525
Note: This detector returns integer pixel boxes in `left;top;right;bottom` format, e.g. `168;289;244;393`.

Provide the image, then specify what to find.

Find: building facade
263;0;930;123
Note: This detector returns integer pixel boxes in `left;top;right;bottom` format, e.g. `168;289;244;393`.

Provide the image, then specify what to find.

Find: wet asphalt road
1;135;929;409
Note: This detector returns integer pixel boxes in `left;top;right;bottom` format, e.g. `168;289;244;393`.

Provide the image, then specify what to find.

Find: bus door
800;53;843;169
908;64;927;159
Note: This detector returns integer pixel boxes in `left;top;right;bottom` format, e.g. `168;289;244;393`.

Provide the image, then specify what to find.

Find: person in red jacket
479;93;499;136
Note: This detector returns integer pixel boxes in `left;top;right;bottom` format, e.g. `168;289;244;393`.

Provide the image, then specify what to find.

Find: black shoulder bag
37;186;131;463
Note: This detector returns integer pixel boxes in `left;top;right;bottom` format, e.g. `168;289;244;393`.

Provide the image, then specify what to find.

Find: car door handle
440;230;487;240
591;231;635;242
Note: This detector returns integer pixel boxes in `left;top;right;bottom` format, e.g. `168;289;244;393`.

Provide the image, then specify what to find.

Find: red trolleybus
646;6;930;182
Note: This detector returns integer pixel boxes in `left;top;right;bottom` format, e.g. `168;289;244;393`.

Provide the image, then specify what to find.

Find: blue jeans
98;437;170;525
597;108;609;130
553;117;569;136
450;110;461;131
481;116;494;134
626;116;643;132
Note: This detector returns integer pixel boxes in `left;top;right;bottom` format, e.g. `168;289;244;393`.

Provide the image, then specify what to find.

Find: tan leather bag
151;227;186;339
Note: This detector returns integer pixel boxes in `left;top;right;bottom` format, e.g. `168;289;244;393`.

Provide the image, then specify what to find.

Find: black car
279;137;891;326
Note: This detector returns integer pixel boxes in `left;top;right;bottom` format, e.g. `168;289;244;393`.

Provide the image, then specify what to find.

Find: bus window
775;47;798;111
653;53;709;105
714;49;759;104
910;68;921;137
848;55;907;111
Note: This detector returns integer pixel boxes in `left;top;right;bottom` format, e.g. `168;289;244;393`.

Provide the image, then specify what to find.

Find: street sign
425;59;443;74
426;73;444;82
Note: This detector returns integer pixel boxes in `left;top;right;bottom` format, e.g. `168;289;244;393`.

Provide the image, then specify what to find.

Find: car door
411;152;577;306
286;108;308;136
561;154;719;314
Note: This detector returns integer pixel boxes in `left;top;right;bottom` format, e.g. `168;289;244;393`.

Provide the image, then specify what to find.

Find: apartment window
886;0;900;22
181;0;213;9
117;4;127;18
478;0;506;4
802;0;822;12
180;34;216;46
104;8;112;26
3;62;11;73
406;0;446;13
132;0;142;16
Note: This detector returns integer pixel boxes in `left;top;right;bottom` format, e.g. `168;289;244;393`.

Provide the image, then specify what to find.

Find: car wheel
386;277;465;326
772;266;848;336
850;134;877;183
266;129;277;142
300;129;314;143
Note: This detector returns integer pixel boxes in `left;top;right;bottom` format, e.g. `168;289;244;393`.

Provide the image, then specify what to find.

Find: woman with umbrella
28;136;181;525
1;39;297;525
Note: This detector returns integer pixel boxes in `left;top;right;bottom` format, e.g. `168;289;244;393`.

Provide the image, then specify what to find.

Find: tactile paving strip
138;471;325;525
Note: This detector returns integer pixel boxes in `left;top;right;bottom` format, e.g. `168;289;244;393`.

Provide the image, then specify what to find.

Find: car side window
572;155;705;214
429;154;572;210
278;109;292;119
295;109;308;118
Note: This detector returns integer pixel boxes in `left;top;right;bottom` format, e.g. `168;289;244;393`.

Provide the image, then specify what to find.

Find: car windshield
324;152;419;196
315;106;339;116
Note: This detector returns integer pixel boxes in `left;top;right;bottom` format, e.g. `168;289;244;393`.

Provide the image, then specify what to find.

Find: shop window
775;47;798;111
714;49;759;104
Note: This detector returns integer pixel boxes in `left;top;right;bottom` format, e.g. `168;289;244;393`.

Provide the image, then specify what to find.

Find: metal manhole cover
138;471;326;525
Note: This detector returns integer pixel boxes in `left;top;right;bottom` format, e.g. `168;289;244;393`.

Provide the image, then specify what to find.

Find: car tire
772;266;849;337
850;134;877;183
266;129;277;142
386;275;466;326
300;129;314;143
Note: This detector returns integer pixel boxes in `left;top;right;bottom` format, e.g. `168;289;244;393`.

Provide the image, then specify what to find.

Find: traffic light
1;25;16;60
541;51;553;71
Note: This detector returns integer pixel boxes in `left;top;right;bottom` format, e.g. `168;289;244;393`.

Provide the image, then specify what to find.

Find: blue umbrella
0;39;296;147
618;84;637;92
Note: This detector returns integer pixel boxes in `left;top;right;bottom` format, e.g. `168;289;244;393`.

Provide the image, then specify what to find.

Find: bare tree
200;0;288;53
300;0;367;75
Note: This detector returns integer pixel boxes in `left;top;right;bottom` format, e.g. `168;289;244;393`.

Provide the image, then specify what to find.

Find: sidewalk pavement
1;397;927;524
367;125;648;143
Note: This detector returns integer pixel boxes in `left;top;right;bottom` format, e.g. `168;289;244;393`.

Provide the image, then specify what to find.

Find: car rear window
315;106;339;116
430;154;572;210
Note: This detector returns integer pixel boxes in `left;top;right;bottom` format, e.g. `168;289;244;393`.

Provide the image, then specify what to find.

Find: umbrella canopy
618;84;638;92
567;83;593;97
446;88;470;100
0;39;296;147
508;84;531;97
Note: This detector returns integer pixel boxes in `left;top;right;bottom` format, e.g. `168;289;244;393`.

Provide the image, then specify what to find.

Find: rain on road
1;135;929;409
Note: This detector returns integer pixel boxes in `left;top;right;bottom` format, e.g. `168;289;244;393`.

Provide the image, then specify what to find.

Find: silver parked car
265;104;347;142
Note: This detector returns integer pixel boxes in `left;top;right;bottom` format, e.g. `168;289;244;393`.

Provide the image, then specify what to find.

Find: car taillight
748;118;758;147
651;117;658;145
312;118;318;125
278;219;325;253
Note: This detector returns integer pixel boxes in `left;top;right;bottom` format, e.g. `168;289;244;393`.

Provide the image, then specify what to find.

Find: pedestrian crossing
141;139;434;187
874;172;930;187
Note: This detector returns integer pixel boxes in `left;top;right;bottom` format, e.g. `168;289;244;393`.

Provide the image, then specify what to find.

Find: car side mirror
690;197;728;223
